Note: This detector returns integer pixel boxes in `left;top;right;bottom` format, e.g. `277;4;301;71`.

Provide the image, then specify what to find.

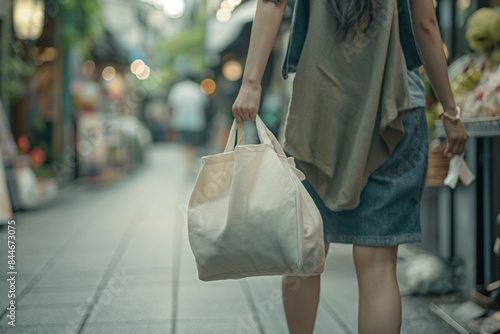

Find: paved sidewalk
0;144;458;333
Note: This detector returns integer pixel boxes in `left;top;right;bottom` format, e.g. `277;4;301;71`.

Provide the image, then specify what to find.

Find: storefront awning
204;0;294;67
205;0;258;65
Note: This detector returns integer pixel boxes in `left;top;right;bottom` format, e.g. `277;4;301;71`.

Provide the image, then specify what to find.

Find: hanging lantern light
163;0;185;18
13;0;45;40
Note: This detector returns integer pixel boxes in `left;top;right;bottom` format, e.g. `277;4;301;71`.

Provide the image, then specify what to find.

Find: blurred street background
0;0;500;333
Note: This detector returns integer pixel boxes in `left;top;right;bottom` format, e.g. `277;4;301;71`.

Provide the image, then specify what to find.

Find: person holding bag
231;0;468;333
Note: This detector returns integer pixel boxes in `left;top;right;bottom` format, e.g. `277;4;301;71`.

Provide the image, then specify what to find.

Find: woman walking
232;0;468;333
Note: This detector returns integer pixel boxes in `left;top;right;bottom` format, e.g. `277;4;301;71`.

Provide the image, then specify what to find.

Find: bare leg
282;243;330;334
353;245;401;334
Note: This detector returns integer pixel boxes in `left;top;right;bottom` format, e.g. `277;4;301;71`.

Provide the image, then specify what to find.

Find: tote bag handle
254;115;287;158
223;115;305;178
224;115;274;152
223;115;288;159
223;121;245;153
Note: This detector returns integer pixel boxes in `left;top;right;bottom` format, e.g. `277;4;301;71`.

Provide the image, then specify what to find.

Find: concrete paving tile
75;228;128;243
244;276;288;333
32;270;105;288
14;234;58;249
98;283;170;303
401;295;441;320
119;266;172;276
321;287;358;322
3;306;87;326
49;262;111;273
0;274;36;310
81;322;172;334
86;284;172;323
178;251;205;284
401;318;458;334
137;212;175;226
176;319;258;334
0;324;81;334
11;260;46;275
86;300;171;323
261;328;289;334
177;281;251;320
119;246;171;269
115;267;173;285
49;252;114;273
178;270;202;285
130;230;173;245
314;301;353;334
344;318;458;334
0;273;36;290
17;285;97;306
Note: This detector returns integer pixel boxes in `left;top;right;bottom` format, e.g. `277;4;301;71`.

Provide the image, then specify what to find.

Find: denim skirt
288;107;429;247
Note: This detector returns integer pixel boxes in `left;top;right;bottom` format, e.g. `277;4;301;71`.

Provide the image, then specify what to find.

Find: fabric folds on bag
187;115;325;281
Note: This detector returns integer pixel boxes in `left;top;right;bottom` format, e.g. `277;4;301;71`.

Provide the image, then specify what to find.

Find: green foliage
33;164;54;179
5;40;37;100
55;0;105;56
136;67;177;93
149;0;208;90
147;25;206;91
158;27;205;60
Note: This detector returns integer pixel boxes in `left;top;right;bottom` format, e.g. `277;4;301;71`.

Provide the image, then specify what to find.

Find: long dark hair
328;0;375;41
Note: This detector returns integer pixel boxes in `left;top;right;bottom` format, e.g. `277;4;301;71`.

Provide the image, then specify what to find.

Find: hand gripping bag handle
223;115;306;180
224;116;273;153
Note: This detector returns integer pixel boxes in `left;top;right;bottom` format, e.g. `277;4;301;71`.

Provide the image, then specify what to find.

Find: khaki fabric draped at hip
282;0;412;211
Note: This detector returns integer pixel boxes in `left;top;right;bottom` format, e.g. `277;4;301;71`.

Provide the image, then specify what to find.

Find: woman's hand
410;0;469;158
442;116;468;158
231;0;287;124
232;83;262;124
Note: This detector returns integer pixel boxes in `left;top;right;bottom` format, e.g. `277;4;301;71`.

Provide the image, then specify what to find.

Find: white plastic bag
187;115;325;281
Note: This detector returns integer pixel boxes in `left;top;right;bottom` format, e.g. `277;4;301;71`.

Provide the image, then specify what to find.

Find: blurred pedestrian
166;73;209;175
232;0;468;333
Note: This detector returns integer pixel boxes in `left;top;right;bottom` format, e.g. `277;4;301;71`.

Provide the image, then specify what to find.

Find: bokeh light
17;135;30;153
164;0;185;18
220;1;235;12
131;59;146;75
82;60;96;75
137;65;151;80
227;0;242;6
102;66;116;81
13;0;45;40
41;47;58;62
222;60;243;81
216;8;231;22
200;78;216;95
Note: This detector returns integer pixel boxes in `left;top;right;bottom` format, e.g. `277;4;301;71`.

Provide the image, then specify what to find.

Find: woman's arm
232;0;288;124
410;0;468;158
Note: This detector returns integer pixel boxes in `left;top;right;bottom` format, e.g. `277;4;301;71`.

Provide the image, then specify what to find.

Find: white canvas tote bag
187;115;325;281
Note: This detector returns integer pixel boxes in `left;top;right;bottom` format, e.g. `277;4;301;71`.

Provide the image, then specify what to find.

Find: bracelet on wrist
438;106;461;122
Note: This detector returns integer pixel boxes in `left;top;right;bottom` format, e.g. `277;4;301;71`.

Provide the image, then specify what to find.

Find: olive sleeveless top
282;0;412;211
